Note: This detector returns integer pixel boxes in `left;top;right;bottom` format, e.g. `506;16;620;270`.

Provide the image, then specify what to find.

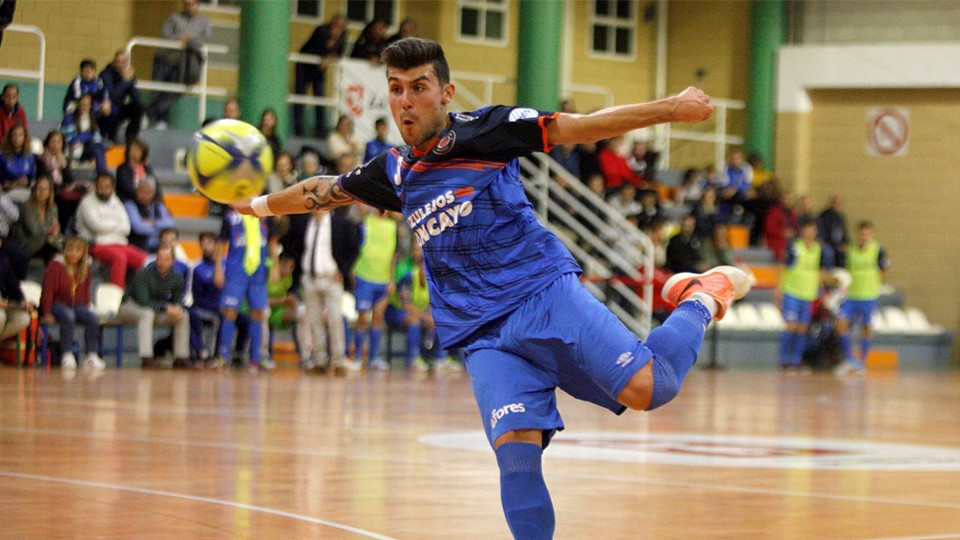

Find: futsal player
834;220;889;376
235;37;751;539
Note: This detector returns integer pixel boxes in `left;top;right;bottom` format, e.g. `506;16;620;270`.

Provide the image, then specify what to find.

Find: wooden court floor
1;365;960;539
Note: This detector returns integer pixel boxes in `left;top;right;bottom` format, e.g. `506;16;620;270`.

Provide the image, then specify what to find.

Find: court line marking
0;470;396;540
6;425;960;514
870;535;960;540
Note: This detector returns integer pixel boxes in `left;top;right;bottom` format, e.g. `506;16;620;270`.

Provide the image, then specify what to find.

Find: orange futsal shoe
661;266;752;321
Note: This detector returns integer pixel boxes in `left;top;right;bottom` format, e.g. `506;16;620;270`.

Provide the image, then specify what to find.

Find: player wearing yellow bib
386;240;446;371
351;207;399;369
777;218;833;369
835;221;889;376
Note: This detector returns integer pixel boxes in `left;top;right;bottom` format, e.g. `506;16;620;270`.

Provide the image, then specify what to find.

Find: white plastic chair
716;306;741;330
880;306;909;333
341;291;358;325
735;303;761;330
93;283;124;319
904;307;934;334
20;280;42;307
758;302;786;331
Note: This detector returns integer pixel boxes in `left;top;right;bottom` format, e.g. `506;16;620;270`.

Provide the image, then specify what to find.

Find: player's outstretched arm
231;175;356;217
545;86;714;145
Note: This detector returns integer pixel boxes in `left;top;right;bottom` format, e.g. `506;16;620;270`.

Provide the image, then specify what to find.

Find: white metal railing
561;82;615;110
451;71;513;109
125;37;229;123
286;52;341;109
0;25;46;120
659;97;746;170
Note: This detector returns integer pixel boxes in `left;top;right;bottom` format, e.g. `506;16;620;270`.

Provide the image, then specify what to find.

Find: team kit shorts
221;269;269;312
839;298;879;327
354;277;390;312
781;293;814;325
464;273;653;448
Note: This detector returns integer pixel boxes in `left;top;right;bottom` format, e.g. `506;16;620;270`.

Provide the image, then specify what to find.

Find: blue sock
219;318;236;359
354;329;365;360
369;328;383;360
645;301;707;410
343;319;352;356
495;443;554;540
839;332;853;361
406;323;422;366
791;331;806;366
859;336;871;366
249;317;263;363
779;331;794;367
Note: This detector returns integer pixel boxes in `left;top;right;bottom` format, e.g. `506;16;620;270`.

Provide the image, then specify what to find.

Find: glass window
347;0;395;26
590;0;634;58
458;0;507;44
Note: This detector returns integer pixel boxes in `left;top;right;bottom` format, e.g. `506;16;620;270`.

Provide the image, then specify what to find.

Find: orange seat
728;224;750;249
750;265;780;289
180;239;201;261
866;349;899;370
164;192;209;218
105;145;126;169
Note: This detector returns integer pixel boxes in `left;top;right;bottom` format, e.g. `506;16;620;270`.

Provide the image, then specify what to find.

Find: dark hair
80;58;96;71
160;227;179;240
126;138;150;163
382;37;450;86
859;220;873;230
375;117;388;128
2;83;17;94
199;232;216;243
800;217;817;229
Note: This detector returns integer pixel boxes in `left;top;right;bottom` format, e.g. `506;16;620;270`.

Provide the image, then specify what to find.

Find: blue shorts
385;304;406;328
781;293;813;324
354;277;389;313
839;298;878;327
464;273;652;449
221;269;268;312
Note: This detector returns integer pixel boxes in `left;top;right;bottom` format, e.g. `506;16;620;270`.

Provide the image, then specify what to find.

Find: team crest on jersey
434;131;456;155
508;108;538;122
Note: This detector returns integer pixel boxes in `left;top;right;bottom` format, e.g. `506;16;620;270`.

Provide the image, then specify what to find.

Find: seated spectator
764;188;798;263
386;241;444;371
387;18;418;45
549;143;580;179
606;183;641;220
577;141;601;183
0;84;27;141
39;236;103;370
636;189;661;230
350;18;387;63
298;150;325;180
645;217;668;269
0;123;35;194
75;173;147;288
598;136;644;195
293;13;348;137
115;138;158;203
62;58;111;120
159;227;190;269
188;232;222;363
11;176;62;265
60;94;107;174
99;49;143;144
674;167;705;209
692;186;725;239
326;115;363;164
796;193;815;223
267;152;297;194
666;214;706;274
700;222;734;268
626;140;659;183
37;130;87;230
117;244;189;369
258;108;282;159
364;117;391;163
125;177;176;253
0;240;31;345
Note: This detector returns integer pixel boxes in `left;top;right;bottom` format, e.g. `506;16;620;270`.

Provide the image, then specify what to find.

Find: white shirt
302;212;337;277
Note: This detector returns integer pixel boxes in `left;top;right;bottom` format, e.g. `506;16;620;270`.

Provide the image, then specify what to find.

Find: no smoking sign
866;107;909;157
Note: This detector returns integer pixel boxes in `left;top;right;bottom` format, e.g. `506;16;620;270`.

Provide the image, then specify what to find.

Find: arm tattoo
301;176;353;211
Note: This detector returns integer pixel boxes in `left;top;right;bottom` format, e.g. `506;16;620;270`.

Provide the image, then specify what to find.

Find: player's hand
230;197;255;216
670;86;713;123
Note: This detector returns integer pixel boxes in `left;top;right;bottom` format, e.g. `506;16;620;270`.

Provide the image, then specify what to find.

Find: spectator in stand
37;130;86;230
626;140;659;184
700;222;734;268
0;238;31;346
39;236;103;370
364;117;392;163
835;221;890;376
386;18;418;45
666;214;705;274
0;84;27;141
99;50;143;144
115;138;158;203
124;177;175;253
777;218;833;370
222;98;240;120
118;243;189;368
577;141;601;184
796;193;815;224
763;188;798;263
188;232;221;364
606;183;641;221
158;227;190;269
75;172;147;288
549;143;580;180
719;149;753;206
60;94;107;174
645;217;668;269
675;167;705;209
817;193;848;268
327;115;363;164
11;176;62;265
294;13;347;137
298;150;325;181
267;152;297;195
747;153;773;189
598;135;644;196
258;108;281;159
350;18;388;64
636;189;661;231
0;123;35;193
692;186;724;240
702;164;723;190
145;0;212;130
62;59;111;122
350;206;399;370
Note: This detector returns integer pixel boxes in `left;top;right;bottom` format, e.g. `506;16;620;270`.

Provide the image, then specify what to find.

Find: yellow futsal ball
187;119;273;204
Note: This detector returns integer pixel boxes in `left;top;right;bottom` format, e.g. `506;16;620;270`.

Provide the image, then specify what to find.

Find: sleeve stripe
538;112;559;153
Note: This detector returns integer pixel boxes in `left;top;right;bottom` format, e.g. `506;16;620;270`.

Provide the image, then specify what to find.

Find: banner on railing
337;59;403;150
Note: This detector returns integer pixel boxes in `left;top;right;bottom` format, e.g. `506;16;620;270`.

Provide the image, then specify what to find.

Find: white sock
684;292;718;317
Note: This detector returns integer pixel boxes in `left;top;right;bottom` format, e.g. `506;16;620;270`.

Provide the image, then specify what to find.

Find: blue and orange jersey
339;106;581;348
